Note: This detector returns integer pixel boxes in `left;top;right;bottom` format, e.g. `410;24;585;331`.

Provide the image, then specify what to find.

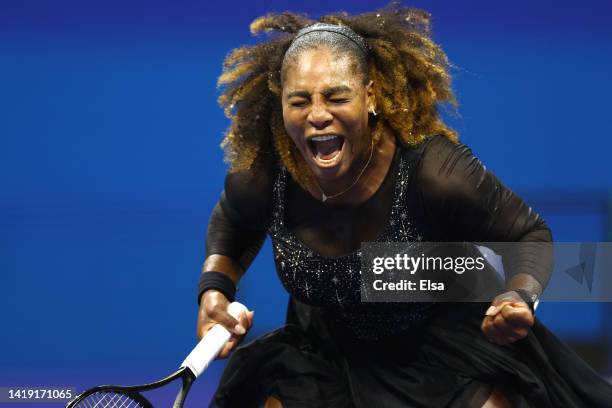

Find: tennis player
196;5;612;407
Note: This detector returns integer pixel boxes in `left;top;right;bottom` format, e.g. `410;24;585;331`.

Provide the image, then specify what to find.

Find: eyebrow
286;85;354;99
321;85;353;97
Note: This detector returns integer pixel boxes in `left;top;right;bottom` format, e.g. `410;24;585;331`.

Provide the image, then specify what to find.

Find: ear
365;80;376;113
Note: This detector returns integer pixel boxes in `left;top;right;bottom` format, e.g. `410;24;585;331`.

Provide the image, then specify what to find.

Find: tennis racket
66;301;249;408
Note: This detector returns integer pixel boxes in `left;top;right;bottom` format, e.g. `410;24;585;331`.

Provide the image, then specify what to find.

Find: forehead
283;48;360;91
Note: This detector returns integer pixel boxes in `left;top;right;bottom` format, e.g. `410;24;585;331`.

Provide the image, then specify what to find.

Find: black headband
291;23;370;56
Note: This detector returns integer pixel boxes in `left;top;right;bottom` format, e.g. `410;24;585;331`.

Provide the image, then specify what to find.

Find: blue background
1;0;611;406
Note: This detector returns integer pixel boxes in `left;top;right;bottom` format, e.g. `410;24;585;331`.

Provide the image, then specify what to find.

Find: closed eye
290;100;308;107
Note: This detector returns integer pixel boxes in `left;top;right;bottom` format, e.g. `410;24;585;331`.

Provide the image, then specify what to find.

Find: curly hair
217;2;458;189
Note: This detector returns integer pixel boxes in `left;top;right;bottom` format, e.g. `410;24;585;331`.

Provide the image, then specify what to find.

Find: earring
369;107;378;116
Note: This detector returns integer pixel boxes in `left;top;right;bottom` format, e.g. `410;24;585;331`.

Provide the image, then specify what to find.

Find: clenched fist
481;291;534;346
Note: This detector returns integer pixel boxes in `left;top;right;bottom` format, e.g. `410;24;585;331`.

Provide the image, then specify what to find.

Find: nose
307;101;333;130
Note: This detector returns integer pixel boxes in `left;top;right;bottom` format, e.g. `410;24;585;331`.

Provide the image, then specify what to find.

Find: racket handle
180;301;249;378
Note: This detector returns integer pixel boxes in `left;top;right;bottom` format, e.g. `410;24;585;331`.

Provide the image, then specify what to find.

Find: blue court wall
1;0;611;384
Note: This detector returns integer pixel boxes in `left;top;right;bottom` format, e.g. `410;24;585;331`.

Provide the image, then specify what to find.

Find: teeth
310;135;338;142
316;151;342;163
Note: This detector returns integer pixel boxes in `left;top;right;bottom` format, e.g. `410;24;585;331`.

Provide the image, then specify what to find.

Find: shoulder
398;133;463;164
222;154;280;227
224;157;279;202
417;134;473;169
409;134;484;200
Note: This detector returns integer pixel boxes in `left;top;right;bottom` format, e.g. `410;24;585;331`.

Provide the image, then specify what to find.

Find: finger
482;314;527;345
500;303;534;328
246;310;254;329
241;311;254;331
486;303;516;340
220;334;243;359
483;325;499;344
209;308;245;335
236;311;250;333
506;328;528;343
493;310;532;342
485;301;513;317
218;342;233;359
219;334;242;357
227;335;240;349
490;314;518;344
485;305;497;316
481;316;493;335
197;321;217;340
491;313;510;333
490;329;527;345
496;313;532;344
481;317;499;343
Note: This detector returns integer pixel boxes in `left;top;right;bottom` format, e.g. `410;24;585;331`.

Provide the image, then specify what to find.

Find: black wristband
198;271;236;304
513;289;539;315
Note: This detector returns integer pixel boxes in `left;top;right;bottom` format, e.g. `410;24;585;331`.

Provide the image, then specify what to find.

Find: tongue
312;138;343;160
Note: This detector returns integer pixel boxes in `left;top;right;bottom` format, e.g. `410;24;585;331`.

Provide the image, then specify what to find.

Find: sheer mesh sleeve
205;160;278;271
414;135;553;288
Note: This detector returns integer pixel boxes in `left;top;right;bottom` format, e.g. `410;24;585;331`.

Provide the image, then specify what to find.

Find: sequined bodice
268;147;436;340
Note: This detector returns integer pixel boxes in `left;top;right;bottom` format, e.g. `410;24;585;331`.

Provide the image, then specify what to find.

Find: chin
309;156;353;184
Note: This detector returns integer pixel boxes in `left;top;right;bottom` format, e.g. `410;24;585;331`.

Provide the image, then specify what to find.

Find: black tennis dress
203;135;612;407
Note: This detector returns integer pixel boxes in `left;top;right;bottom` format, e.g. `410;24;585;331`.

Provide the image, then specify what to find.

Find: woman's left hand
480;291;535;346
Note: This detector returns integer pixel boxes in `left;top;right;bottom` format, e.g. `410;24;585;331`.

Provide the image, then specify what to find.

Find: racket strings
73;391;146;408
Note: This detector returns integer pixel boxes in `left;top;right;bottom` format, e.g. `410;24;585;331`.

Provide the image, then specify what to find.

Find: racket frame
66;366;195;408
67;301;247;408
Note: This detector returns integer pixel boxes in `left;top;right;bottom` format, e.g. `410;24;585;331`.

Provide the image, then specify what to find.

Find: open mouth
306;134;345;168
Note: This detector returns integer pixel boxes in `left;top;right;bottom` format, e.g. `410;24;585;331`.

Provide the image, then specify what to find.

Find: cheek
338;106;368;133
282;110;305;142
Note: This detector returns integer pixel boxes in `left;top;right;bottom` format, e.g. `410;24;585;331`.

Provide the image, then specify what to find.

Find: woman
195;5;612;407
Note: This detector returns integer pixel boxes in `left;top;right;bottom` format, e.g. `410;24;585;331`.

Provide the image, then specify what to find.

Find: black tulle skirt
209;298;612;408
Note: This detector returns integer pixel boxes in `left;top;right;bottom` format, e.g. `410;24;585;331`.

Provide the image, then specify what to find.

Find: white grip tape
180;301;249;378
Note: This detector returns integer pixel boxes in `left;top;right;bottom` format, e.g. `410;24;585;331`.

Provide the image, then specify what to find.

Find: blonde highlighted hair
217;3;458;189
